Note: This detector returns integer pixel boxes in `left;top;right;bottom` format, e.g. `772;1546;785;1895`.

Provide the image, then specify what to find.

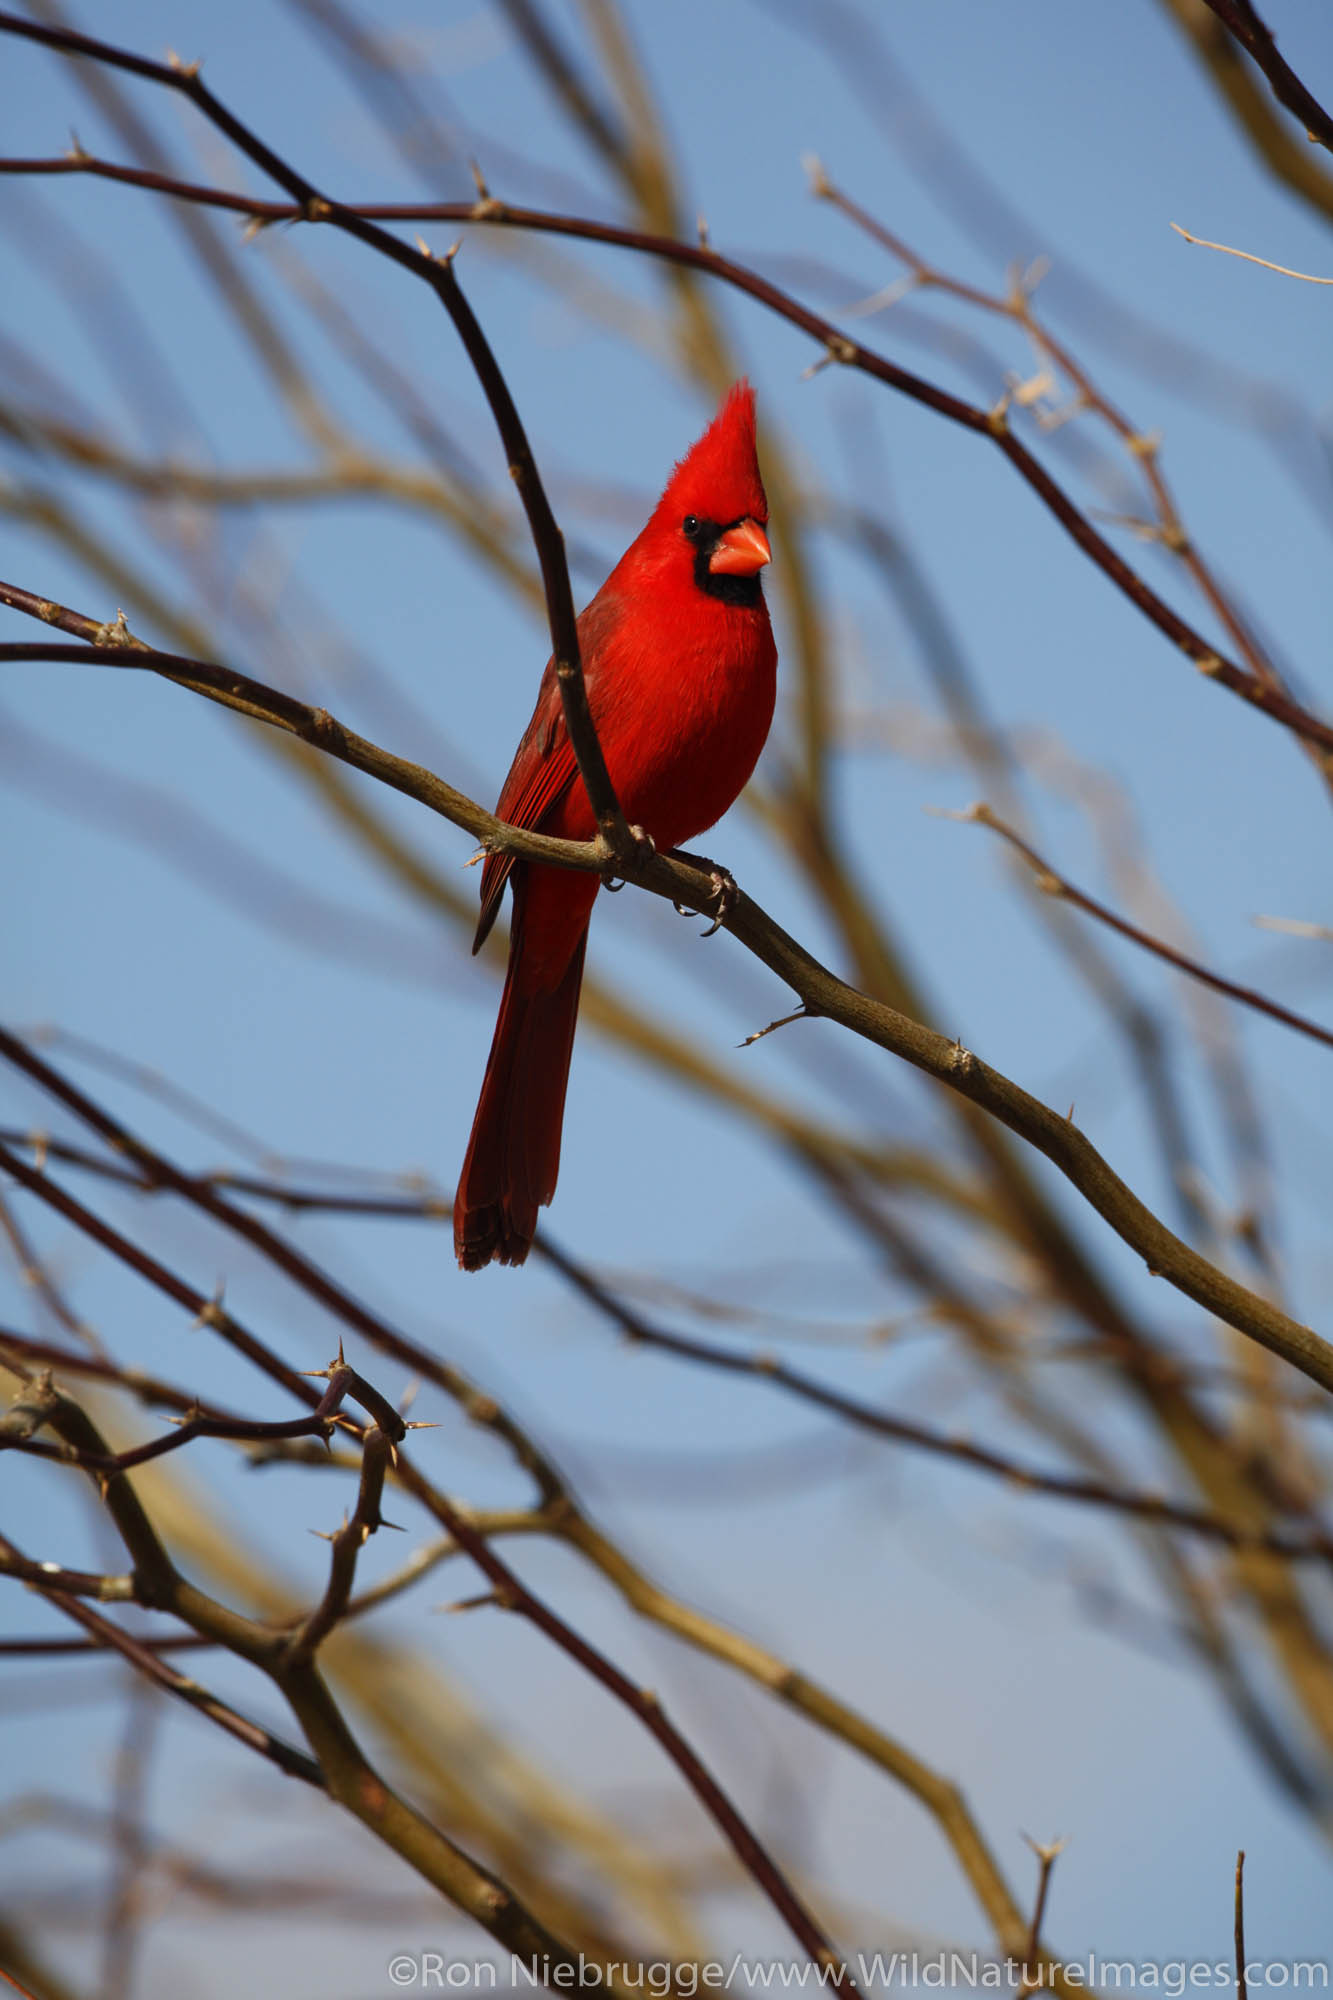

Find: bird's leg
663;846;738;936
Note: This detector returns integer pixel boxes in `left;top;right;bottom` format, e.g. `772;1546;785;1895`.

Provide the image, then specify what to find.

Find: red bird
454;382;777;1270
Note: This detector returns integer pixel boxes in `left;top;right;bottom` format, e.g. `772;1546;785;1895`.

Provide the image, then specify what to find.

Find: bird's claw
601;823;654;893
663;846;737;935
698;867;738;937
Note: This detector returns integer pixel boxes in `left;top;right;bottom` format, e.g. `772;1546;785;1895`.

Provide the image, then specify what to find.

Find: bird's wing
472;671;579;953
472;593;624;954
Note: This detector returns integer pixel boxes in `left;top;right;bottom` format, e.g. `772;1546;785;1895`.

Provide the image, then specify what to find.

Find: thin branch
0;1364;371;1477
1172;222;1333;284
0;1128;1072;1984
0;10;639;858
388;1476;856;1984
2;620;1330;1396
0;1392;641;1977
1;146;1332;758
0;1087;1047;1976
1198;0;1333;154
1235;1848;1247;2000
815;166;1301;741
7;1175;1328;1561
0;1554;322;1785
950;802;1333;1051
1161;0;1333;227
532;1235;1333;1560
280;1418;399;1667
1019;1837;1065;1994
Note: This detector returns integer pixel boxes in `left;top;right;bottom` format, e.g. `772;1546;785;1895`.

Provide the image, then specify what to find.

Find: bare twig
2;622;1330;1394
2;146;1332;758
0;9;639;861
1172;222;1333;284
1019;1837;1065;1994
1197;0;1333;154
948;802;1333;1052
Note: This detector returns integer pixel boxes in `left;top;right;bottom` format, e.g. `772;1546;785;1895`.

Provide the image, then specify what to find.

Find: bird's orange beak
708;517;771;576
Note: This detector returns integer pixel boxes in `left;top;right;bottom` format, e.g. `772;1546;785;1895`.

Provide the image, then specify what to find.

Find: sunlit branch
1;145;1331;760
2;602;1330;1395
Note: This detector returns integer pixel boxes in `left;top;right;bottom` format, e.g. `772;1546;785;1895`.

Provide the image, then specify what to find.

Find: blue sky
2;1;1333;1992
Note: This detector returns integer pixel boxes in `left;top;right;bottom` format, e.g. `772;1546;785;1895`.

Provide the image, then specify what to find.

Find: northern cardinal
455;382;777;1270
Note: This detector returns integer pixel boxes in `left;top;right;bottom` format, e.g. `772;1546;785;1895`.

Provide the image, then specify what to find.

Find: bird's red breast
474;380;777;955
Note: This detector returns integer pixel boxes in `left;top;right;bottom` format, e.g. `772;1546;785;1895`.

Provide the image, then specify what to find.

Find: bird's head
646;380;771;608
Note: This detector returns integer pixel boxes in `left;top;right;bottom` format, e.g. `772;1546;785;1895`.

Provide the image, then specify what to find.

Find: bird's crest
652;380;767;531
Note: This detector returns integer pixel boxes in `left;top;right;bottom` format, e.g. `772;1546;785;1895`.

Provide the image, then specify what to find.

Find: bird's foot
665;847;738;936
601;823;655;892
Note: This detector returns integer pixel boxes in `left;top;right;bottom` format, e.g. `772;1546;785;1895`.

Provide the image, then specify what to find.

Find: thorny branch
2;5;1332;1973
2;599;1330;1397
1;1358;853;1985
950;802;1333;1053
0;7;644;866
1;146;1332;759
4;1150;1332;1563
1198;0;1333;156
0;1047;1077;1980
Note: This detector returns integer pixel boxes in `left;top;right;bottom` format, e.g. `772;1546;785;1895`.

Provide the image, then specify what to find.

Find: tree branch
1198;0;1333;154
2;613;1330;1397
2;137;1332;759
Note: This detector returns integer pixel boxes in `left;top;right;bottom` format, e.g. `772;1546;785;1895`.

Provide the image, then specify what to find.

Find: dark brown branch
0;1629;217;1657
0;10;637;858
0;1109;853;1976
280;1417;398;1667
8;1183;1329;1561
1199;0;1333;154
1160;0;1333;226
0;1133;1085;1976
0;1028;568;1503
532;1234;1333;1562
0;1393;629;1974
2;149;1332;758
0;1363;381;1477
386;1476;855;1985
2;610;1330;1396
956;803;1333;1052
0;1551;322;1785
0;1135;321;1407
1019;1839;1064;1993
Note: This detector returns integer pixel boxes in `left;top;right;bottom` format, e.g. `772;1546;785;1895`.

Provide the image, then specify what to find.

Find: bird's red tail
453;893;589;1270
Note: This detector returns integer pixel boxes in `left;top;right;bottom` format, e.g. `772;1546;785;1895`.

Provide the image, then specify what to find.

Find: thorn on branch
191;1287;226;1332
91;610;147;652
445;1586;517;1614
801;151;833;200
801;335;857;380
739;1006;810;1049
986;393;1012;436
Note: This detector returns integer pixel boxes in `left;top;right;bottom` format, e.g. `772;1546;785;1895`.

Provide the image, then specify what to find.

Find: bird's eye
682;514;700;538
